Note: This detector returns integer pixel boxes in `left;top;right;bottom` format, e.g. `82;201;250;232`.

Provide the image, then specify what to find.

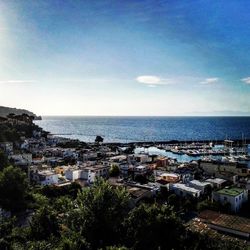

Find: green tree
24;240;54;250
182;196;197;212
167;193;180;210
123;145;135;154
58;230;90;250
66;179;130;249
95;135;104;143
41;182;81;198
0;166;28;212
123;203;185;250
53;196;73;214
0;217;16;249
109;164;120;177
0;150;9;171
30;206;60;240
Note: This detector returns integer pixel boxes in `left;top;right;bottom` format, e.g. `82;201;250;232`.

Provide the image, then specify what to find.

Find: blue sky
0;0;250;115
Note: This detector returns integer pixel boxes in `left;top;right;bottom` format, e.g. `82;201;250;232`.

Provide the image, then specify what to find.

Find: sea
35;116;250;143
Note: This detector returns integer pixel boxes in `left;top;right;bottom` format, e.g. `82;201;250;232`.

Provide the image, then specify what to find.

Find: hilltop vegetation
0;106;41;120
0;113;46;142
0;178;246;250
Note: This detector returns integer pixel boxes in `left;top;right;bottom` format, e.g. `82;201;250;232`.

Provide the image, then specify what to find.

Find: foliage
40;182;81;199
32;193;50;208
0;150;9;171
53;196;74;214
0;106;37;118
66;178;130;249
0;124;20;142
109;164;120;177
134;174;147;184
0;217;16;249
30;206;60;240
167;193;180;210
123;203;185;250
57;139;87;149
95;135;104;143
0;179;247;250
197;199;233;214
0;166;28;212
58;230;90;250
123;145;135;154
0;113;42;143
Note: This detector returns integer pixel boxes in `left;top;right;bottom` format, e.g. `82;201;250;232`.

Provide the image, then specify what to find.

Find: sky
0;0;250;116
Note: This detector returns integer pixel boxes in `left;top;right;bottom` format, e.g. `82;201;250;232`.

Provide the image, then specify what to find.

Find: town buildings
212;187;248;213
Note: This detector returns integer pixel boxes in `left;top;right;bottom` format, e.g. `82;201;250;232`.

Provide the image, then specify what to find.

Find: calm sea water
34;116;250;143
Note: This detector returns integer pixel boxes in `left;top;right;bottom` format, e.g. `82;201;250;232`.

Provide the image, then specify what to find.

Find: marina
135;140;250;167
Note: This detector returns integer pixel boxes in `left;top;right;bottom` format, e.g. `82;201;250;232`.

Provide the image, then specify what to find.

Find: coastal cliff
0;106;41;120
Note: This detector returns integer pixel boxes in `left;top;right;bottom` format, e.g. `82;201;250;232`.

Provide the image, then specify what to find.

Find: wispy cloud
0;80;36;84
136;75;172;87
200;77;219;84
241;77;250;84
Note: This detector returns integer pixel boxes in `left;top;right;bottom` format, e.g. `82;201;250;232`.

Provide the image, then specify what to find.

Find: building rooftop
216;187;244;197
206;178;226;185
160;173;179;178
172;183;200;194
199;210;250;235
83;165;108;171
127;186;150;199
190;180;211;187
38;170;56;176
135;165;147;169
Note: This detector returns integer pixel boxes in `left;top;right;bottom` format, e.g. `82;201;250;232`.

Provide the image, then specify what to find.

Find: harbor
134;140;250;166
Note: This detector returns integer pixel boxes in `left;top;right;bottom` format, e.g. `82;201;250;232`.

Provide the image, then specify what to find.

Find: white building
64;164;109;183
169;183;201;198
206;178;227;189
80;165;109;183
32;170;59;186
79;168;96;183
189;180;212;194
65;168;81;181
212;187;248;213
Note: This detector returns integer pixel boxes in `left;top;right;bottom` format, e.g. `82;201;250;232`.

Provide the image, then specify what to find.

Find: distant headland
0;106;42;120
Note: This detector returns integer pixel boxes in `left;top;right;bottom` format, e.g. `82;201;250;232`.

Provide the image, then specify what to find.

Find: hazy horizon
40;113;250;117
1;1;250;116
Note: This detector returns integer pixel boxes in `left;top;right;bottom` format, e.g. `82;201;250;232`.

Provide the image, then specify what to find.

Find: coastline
102;139;250;146
35;116;250;144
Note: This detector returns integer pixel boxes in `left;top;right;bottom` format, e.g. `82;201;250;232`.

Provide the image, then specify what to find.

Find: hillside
0;106;41;120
